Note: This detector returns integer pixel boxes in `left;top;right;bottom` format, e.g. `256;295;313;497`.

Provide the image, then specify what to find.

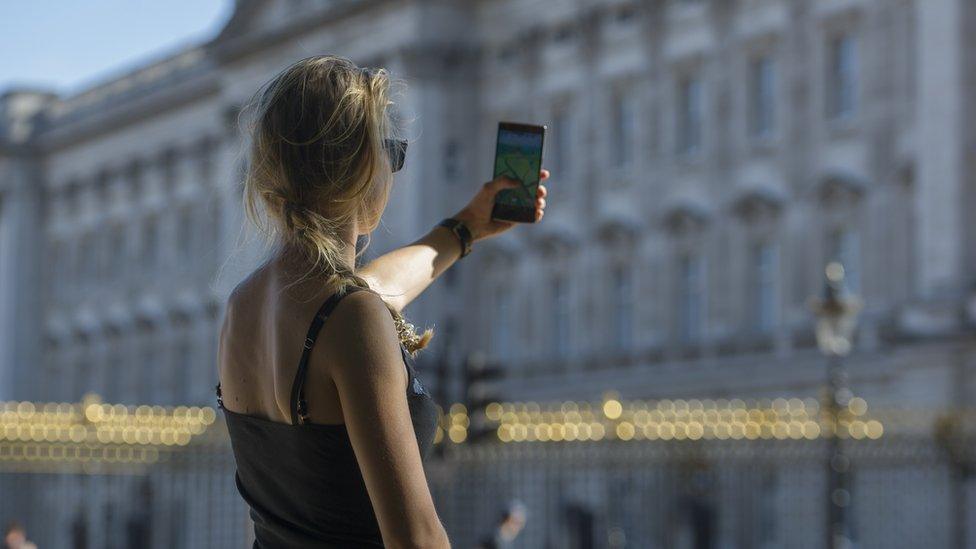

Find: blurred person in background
2;522;36;549
216;55;548;548
475;500;528;549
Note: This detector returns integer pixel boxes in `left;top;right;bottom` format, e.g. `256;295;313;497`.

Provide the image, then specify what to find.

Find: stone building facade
0;0;974;546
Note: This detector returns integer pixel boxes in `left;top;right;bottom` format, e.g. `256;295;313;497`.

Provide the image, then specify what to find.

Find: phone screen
491;122;545;223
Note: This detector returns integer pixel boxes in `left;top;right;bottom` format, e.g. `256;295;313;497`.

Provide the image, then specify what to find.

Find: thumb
486;175;521;193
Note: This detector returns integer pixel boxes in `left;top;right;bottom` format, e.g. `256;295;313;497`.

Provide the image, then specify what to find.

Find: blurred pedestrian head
500;499;527;522
498;499;527;537
3;522;26;548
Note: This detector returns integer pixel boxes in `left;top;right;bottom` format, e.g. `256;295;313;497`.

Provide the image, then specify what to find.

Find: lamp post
809;262;862;549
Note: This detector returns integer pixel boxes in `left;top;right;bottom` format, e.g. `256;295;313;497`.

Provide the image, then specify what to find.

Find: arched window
610;88;637;168
177;204;194;262
749;54;776;138
679;253;705;344
752;241;779;334
104;350;121;403
731;182;786;339
677;73;704;156
549;102;573;176
77;231;94;286
610;264;634;351
827;33;857;119
174;330;193;404
490;282;513;361
109;224;126;282
827;227;860;294
75;348;93;398
551;275;570;358
141;214;158;269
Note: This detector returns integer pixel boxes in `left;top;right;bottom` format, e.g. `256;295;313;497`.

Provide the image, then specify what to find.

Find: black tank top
216;286;440;548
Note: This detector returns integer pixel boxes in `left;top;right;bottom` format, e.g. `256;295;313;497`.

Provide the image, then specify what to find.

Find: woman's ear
360;178;391;233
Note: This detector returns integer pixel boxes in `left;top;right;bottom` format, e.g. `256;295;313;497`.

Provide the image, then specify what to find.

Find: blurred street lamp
463;351;505;443
810;262;862;357
809;262;862;549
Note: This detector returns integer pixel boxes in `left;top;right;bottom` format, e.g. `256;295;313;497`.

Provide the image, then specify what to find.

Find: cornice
33;72;221;153
207;0;397;65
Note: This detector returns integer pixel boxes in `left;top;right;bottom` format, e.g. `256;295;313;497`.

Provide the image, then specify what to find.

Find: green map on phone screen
494;128;543;208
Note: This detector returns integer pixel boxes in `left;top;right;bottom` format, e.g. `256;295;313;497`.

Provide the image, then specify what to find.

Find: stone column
141;155;167;286
158;151;180;291
106;170;128;291
914;0;965;298
194;137;219;286
0;91;49;400
122;161;144;294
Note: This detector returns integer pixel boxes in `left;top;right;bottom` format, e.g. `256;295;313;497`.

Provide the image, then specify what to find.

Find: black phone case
491;122;546;224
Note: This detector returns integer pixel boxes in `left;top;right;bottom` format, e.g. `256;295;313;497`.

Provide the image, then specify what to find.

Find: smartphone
490;122;546;223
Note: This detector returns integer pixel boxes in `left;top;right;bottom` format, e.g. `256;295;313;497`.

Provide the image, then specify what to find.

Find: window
611;91;636;167
498;44;517;64
615;5;637;23
612;265;633;351
142;215;158;267
678;74;703;155
94;227;110;282
750;55;776;138
49;239;65;300
110;226;126;280
753;242;778;333
177;205;193;260
78;232;94;284
828;34;857;119
679;254;704;343
553;24;575;44
205;193;222;264
105;353;121;403
549;107;572;175
551;276;570;358
491;284;513;360
75;356;92;396
827;228;860;294
174;335;193;404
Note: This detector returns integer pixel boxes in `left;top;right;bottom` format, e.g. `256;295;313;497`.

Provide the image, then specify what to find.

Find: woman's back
218;260;349;424
217;260;440;547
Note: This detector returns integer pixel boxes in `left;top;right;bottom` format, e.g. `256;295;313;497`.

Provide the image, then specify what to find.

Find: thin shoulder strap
289;286;367;425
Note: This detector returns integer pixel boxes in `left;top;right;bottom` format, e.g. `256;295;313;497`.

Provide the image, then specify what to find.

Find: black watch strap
437;218;473;258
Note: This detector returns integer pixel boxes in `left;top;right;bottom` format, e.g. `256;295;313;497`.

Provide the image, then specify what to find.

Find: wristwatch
437;218;473;258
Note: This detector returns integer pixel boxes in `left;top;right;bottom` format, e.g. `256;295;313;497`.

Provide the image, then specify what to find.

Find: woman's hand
452;169;549;242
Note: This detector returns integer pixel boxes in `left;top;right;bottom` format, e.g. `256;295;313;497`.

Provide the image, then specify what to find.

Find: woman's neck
271;222;360;278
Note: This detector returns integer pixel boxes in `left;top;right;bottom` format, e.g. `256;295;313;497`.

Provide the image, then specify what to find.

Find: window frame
826;32;858;121
676;72;704;157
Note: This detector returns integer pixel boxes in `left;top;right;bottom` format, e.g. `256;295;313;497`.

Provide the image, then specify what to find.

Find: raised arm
359;171;549;313
318;290;451;549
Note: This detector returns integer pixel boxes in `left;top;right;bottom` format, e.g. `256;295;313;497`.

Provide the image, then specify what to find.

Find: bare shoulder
315;289;401;377
218;266;276;373
226;265;270;312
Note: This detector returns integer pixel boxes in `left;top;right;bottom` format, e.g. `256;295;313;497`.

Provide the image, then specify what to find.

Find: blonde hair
240;55;432;354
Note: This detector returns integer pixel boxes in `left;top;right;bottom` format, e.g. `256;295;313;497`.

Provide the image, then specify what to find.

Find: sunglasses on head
384;138;407;173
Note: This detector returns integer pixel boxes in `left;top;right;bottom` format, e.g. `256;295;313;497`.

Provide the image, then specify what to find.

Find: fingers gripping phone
490;122;546;223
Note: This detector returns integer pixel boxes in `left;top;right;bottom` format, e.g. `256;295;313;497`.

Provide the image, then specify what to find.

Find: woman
216;56;548;548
